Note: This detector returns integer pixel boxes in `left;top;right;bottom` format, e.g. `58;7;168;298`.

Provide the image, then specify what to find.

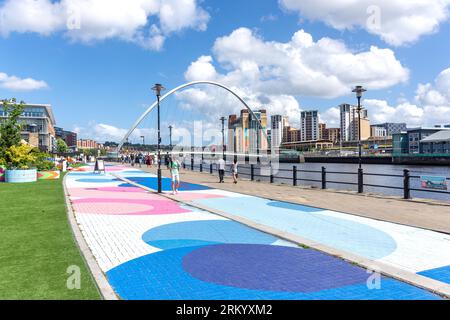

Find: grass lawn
0;174;101;299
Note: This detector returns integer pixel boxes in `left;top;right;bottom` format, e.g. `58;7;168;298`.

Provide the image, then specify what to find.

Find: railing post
251;164;254;181
358;168;364;193
403;169;411;200
200;162;203;172
191;158;194;171
321;166;327;190
270;165;274;184
210;163;213;174
293;166;297;186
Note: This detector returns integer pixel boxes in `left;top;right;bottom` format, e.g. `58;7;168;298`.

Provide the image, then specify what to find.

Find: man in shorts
169;157;181;194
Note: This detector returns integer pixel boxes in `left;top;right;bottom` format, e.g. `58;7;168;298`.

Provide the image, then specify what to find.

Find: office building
370;125;387;138
374;123;407;136
421;131;450;154
77;139;102;150
55;126;78;149
0;102;56;152
300;110;319;141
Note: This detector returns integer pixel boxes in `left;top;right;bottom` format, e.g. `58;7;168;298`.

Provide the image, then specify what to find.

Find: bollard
293;166;297;186
200;162;203;172
358;168;364;193
210;163;213;174
403;169;411;199
251;164;255;181
270;166;274;184
191;158;194;171
321;166;327;190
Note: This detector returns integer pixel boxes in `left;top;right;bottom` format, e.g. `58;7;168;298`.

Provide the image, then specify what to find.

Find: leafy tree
0;99;25;160
56;138;69;155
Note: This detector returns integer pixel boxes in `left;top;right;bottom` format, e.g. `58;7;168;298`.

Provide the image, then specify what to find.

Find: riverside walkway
64;164;449;299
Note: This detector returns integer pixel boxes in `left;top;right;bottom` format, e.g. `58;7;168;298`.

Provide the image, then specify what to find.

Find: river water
189;158;450;202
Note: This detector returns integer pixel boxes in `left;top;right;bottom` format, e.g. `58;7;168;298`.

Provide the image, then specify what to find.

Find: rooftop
421;130;450;143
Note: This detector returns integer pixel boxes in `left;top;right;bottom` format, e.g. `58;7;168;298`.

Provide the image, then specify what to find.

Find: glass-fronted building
0;102;56;152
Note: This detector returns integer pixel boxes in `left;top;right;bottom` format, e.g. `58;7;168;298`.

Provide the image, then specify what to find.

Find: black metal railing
181;157;450;201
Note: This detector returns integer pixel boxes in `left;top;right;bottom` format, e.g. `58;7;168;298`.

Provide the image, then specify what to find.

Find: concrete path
64;165;445;299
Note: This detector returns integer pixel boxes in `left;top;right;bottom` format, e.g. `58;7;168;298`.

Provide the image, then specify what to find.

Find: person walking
130;153;135;167
231;159;238;184
169;157;181;195
218;157;226;183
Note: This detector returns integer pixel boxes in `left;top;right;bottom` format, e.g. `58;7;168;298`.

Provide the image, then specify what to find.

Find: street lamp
352;85;367;193
220;117;226;160
152;83;165;193
168;125;173;150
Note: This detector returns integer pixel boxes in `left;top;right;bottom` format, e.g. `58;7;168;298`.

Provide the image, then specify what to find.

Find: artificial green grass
0;174;101;299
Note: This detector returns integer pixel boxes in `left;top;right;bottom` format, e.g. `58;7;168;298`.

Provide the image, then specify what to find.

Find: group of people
217;158;239;184
121;153;156;168
119;152;239;194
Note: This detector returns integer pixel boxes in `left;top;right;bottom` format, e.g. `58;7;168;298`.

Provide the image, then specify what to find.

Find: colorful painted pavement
65;165;443;300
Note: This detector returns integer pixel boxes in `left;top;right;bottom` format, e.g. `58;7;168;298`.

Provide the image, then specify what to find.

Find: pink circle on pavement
72;198;191;215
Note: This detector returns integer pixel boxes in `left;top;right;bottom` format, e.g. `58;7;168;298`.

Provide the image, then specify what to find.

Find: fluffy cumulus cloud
321;68;450;127
179;28;408;125
0;72;48;91
74;122;156;143
280;0;450;46
0;0;210;50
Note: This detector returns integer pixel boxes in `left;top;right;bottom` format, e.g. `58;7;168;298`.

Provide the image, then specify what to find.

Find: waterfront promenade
64;164;450;299
133;164;450;233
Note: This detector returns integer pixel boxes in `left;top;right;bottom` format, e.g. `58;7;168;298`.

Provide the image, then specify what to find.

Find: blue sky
1;0;450;143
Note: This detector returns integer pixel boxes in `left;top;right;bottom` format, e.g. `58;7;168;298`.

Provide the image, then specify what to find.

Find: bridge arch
118;81;268;151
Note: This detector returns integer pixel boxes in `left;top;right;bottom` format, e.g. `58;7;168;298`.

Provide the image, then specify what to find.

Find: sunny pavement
65;164;443;300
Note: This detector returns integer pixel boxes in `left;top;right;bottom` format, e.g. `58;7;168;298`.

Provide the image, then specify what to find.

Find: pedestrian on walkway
232;158;238;184
169;157;181;195
218;157;225;183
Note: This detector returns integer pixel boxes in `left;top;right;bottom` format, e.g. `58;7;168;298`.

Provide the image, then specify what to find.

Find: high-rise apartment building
300;110;319;141
340;104;370;142
270;115;289;150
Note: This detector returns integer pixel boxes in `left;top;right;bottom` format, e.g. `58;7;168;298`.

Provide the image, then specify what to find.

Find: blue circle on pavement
142;220;278;250
182;244;369;292
106;245;440;300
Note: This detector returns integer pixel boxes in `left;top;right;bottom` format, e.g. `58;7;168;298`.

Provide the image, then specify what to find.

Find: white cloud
74;122;156;143
179;27;407;125
0;72;48;91
280;0;450;46
0;0;210;51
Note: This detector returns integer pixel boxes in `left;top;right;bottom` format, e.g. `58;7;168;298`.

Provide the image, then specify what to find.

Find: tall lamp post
352;85;367;193
168;125;173;150
220;117;226;160
152;83;165;193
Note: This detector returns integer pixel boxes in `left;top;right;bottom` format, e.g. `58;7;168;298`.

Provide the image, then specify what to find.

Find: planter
5;169;37;183
0;165;5;182
37;170;61;180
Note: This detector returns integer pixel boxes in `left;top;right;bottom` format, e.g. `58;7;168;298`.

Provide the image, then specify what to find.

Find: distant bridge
117;80;269;152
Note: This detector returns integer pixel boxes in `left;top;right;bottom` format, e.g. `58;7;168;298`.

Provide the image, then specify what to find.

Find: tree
3;144;38;170
0;99;25;159
56;138;69;155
